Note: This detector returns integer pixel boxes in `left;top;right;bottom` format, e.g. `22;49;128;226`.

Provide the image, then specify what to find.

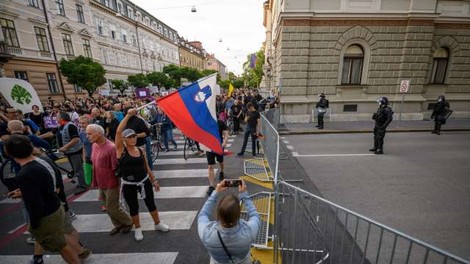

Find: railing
260;108;280;183
274;181;470;264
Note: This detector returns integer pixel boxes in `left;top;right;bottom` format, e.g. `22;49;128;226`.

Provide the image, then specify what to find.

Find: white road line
8;223;26;234
282;140;290;144
286;145;294;150
75;186;208;202
0;252;178;264
52;211;197;233
154;158;207;165
155;169;207;178
226;143;232;148
293;153;375;157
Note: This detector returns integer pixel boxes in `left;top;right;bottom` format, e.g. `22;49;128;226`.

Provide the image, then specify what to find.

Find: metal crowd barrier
260;108;280;183
274;181;470;264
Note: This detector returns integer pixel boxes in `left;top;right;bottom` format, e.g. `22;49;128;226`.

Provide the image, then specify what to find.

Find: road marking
286;145;294;150
293;153;375;157
0;252;178;264
282;140;290;144
154;158;207;165
155;169;207;178
75;186;208;202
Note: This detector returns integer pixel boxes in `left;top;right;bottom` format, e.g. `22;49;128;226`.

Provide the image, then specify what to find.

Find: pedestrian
237;102;261;157
315;93;329;129
104;111;119;141
4;135;81;264
370;97;393;155
198;179;260;264
206;115;229;196
431;95;451;135
230;99;243;134
152;106;177;152
86;124;133;236
115;109;169;241
122;107;152;168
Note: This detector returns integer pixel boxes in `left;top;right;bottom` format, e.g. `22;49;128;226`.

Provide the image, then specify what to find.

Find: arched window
430;48;449;84
341;44;364;84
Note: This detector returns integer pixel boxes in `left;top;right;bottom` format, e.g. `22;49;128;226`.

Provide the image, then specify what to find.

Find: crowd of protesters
0;87;277;264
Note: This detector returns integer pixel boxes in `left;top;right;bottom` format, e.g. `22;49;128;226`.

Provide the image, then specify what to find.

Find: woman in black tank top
115;108;169;241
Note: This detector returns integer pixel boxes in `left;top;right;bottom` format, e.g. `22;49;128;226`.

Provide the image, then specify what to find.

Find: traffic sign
400;80;410;93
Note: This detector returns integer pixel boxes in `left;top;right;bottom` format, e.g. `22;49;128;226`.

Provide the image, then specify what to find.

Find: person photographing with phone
198;178;260;264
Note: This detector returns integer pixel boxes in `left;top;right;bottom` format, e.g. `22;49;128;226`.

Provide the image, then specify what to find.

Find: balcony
7;46;22;55
0;42;15;64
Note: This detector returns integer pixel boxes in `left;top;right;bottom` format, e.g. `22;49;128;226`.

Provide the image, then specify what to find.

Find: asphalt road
282;131;470;260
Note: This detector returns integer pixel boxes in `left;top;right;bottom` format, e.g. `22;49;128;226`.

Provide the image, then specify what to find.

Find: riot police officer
430;95;450;135
315;93;329;129
370;97;393;154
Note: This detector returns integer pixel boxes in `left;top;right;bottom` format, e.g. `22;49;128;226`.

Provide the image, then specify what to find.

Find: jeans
162;129;177;150
239;127;256;155
66;152;86;188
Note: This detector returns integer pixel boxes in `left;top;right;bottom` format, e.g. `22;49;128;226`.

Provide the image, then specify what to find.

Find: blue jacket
198;191;260;263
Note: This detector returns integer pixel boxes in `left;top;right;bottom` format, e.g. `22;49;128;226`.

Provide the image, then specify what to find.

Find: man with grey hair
86;124;133;235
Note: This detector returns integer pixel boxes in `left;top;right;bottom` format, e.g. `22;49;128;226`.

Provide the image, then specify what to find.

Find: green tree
59;56;106;97
180;67;202;82
146;71;173;90
162;64;183;86
127;73;149;88
242;48;265;88
111;79;127;96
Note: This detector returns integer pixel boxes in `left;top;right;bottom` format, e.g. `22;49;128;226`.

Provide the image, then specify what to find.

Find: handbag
217;230;261;264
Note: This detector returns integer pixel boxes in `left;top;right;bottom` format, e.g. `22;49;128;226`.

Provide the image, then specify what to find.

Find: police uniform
370;97;393;154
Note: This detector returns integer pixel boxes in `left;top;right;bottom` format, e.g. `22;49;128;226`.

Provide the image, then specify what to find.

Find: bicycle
183;135;204;160
149;124;163;162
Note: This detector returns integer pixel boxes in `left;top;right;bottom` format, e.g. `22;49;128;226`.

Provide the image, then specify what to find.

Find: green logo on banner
11;84;32;105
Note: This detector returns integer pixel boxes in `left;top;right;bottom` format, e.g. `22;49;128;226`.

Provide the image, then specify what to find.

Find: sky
131;0;266;75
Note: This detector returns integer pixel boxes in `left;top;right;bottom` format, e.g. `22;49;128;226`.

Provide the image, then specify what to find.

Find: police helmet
437;95;445;102
318;93;325;98
377;97;389;105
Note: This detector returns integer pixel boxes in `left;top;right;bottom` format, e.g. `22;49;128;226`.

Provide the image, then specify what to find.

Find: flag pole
135;100;156;111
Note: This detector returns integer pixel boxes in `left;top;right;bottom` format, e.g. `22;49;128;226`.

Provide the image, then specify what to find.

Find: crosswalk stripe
155;169;207;178
75;186;208;202
69;211;197;232
0;252;178;264
154;158;207;165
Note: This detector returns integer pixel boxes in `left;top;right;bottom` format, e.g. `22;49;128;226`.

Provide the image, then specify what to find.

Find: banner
0;78;44;113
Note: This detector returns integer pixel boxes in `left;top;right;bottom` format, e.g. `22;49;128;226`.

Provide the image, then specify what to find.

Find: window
117;2;123;13
128;7;134;19
14;71;28;81
46;73;60;93
111;30;116;39
0;19;20;47
430;48;449;84
34;27;49;52
122;30;127;43
56;0;65;16
73;84;82;92
62;34;74;56
76;4;85;23
28;0;39;8
104;0;110;8
343;104;358;112
83;39;92;58
341;44;364;84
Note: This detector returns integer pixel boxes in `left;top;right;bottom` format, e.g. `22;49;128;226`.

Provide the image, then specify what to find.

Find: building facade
263;0;470;123
205;53;228;80
179;39;205;71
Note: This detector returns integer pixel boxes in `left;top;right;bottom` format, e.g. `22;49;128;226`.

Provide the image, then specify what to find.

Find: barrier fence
256;108;469;264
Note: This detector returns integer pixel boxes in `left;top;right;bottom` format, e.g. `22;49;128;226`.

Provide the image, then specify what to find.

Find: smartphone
224;179;242;188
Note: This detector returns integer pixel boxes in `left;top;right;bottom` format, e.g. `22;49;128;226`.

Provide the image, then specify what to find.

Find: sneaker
134;227;144;241
29;256;43;264
78;248;92;263
369;148;377;152
165;149;170;152
154;223;170;232
173;145;178;151
206;186;215;196
109;225;122;235
68;211;77;220
374;150;384;155
218;171;224;181
25;236;36;244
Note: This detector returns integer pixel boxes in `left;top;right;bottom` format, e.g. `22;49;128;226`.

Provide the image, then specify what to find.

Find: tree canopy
111;79;127;96
127;73;149;88
59;56;106;97
242;48;265;88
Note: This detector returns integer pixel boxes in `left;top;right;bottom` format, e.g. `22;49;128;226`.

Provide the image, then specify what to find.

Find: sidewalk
279;118;470;135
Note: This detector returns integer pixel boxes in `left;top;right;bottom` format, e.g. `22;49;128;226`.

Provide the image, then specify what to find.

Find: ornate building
205;53;228;80
263;0;470;122
178;39;205;71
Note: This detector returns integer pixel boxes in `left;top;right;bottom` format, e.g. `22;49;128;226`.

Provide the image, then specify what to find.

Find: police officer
370;97;393;155
430;95;450;135
315;93;329;129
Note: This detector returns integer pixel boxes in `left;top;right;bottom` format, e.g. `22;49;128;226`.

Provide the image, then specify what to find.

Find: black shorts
206;151;223;165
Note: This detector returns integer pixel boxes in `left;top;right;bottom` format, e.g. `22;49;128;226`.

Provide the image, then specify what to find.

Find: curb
279;128;470;135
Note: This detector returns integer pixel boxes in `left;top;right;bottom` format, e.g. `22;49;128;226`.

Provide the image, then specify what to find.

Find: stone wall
277;19;470;122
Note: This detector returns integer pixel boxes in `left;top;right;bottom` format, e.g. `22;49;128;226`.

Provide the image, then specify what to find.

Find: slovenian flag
157;74;223;154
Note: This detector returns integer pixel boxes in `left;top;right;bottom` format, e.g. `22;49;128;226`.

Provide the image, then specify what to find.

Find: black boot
374;149;384;154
